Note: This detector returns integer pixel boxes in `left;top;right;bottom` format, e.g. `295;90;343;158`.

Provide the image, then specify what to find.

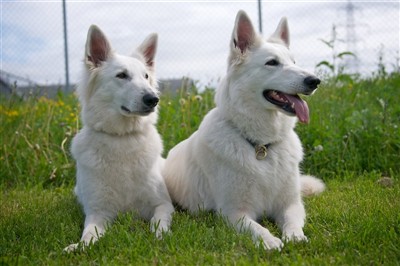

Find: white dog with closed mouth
64;25;174;252
163;10;325;251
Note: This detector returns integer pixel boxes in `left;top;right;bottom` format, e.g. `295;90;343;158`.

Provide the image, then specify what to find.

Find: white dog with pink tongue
163;10;325;251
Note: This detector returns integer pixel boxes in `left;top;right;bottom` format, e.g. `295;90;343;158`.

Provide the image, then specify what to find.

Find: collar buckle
255;144;268;160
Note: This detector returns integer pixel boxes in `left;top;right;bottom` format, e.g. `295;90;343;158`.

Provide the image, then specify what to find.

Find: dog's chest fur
71;126;162;216
196;108;303;216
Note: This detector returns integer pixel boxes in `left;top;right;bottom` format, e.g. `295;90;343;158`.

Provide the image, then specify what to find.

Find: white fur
163;10;324;251
64;25;174;252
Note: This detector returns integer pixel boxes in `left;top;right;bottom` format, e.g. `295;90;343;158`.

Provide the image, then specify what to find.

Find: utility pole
62;0;70;92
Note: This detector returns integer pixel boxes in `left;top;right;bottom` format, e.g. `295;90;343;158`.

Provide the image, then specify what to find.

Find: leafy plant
316;24;357;83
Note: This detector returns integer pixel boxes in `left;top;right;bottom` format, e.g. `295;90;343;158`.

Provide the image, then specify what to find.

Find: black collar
226;120;272;160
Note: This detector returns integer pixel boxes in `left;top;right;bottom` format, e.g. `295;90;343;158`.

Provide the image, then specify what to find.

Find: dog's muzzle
120;93;159;116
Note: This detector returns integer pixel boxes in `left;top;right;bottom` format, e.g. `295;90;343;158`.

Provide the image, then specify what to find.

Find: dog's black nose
143;93;159;108
304;76;321;90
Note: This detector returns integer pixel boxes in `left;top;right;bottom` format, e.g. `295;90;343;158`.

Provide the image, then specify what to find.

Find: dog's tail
300;175;325;196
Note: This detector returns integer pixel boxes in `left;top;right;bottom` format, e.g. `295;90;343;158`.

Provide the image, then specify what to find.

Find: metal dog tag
255;144;268;160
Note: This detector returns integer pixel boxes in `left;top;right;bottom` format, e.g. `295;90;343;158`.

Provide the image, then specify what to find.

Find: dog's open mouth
263;90;309;123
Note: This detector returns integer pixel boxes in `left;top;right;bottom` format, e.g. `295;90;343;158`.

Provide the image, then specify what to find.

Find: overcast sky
2;1;399;88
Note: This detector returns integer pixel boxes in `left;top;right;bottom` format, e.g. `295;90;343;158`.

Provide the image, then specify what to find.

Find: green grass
1;73;399;265
1;177;399;265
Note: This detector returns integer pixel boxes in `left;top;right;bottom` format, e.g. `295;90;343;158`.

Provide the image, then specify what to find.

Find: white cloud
2;1;399;87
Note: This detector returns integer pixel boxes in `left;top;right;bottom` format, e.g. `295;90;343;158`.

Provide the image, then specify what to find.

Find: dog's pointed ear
137;33;158;69
269;17;290;48
231;10;256;55
85;25;112;68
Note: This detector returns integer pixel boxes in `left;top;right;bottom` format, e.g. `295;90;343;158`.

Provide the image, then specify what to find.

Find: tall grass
0;73;399;265
158;87;215;154
1;93;79;189
298;73;400;179
1;74;399;189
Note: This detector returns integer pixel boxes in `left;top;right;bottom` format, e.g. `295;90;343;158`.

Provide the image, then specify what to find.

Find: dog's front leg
64;214;109;252
150;202;174;239
226;211;283;251
277;201;307;242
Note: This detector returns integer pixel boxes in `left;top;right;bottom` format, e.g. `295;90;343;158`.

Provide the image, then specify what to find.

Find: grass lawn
1;73;399;265
1;177;399;265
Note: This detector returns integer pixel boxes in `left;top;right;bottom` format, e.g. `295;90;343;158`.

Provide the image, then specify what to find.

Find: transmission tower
345;0;358;71
342;0;360;73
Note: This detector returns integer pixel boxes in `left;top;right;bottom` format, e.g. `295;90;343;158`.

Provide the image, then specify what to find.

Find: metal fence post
258;0;263;33
62;0;70;92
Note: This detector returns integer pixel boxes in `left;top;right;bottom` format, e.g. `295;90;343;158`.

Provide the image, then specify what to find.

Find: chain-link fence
2;1;399;93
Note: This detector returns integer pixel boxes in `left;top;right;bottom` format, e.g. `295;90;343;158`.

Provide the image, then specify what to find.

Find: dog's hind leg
225;211;284;251
64;214;109;252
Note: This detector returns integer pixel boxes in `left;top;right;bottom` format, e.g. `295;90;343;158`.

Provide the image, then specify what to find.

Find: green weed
298;73;400;179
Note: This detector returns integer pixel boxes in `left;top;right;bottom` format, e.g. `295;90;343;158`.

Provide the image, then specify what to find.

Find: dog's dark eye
265;59;279;66
145;73;149;79
116;72;129;79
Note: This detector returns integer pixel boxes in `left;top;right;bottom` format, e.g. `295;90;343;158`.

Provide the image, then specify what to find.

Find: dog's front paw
282;230;308;242
256;235;284;251
150;219;171;240
63;243;83;253
155;227;171;240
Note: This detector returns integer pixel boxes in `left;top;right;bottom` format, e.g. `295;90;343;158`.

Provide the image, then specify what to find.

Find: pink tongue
283;94;310;123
